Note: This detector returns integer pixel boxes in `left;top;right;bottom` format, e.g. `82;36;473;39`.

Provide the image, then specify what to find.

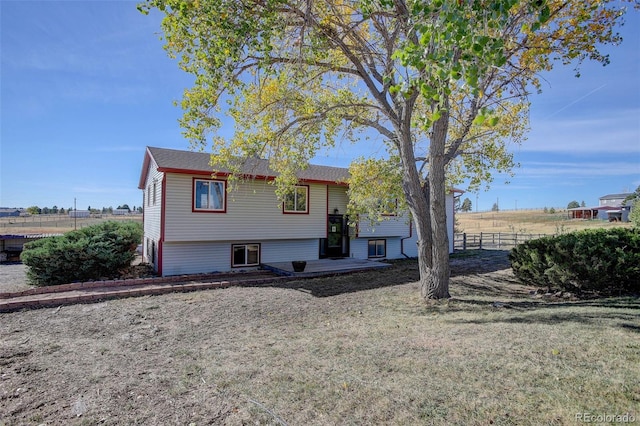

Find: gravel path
0;262;30;293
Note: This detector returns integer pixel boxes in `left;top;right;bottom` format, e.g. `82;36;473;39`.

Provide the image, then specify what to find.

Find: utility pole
74;198;77;230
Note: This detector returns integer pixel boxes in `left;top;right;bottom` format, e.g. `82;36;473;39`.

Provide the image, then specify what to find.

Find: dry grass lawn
1;251;638;425
0;215;142;235
457;209;632;234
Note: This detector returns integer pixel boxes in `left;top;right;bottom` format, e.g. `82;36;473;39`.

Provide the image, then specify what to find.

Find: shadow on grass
256;263;421;297
446;296;640;332
248;250;514;298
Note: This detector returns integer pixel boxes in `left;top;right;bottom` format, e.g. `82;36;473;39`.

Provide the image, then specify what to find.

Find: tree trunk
395;128;449;300
422;113;451;299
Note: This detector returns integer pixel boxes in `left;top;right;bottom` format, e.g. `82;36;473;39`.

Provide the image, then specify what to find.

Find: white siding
446;194;455;253
162;241;229;275
261;239;319;263
142;158;163;267
350;237;404;260
161;238;319;275
356;213;412;238
401;229;419;257
328;185;348;215
352;192;455;257
163;174;327;242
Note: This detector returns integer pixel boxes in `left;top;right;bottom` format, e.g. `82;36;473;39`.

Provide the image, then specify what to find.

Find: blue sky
1;1;638;212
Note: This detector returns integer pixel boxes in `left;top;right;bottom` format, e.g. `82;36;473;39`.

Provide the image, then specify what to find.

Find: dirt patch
1;251;638;425
0;263;30;293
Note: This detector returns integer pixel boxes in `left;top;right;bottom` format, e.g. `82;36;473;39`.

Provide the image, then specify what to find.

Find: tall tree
567;200;580;209
461;198;472;213
141;0;632;299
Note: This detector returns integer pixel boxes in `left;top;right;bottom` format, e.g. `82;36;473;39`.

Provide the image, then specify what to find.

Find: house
599;193;632;207
138;146;460;276
68;210;90;218
568;192;633;222
0;208;21;218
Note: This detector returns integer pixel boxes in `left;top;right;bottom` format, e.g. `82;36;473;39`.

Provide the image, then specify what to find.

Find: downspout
400;218;413;258
451;191;463;253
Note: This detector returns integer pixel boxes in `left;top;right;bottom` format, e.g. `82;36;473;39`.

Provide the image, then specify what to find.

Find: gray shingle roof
599;193;633;200
145;146;350;184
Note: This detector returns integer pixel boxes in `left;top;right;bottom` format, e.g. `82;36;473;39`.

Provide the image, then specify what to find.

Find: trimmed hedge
21;221;143;286
509;228;640;295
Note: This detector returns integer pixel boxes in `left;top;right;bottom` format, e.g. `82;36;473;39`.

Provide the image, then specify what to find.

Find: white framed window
152;180;157;206
193;178;226;212
283;185;309;214
232;244;260;267
368;239;386;258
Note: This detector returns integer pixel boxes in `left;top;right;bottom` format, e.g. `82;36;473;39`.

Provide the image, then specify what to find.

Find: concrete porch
261;257;391;277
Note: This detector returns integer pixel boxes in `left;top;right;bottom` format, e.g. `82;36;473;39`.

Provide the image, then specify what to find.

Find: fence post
463;233;467;251
479;232;483;250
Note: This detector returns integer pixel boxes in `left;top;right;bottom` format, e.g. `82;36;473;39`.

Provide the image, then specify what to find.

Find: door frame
320;214;349;258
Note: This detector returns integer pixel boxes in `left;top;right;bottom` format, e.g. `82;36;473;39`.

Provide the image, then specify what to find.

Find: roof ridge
144;146;351;184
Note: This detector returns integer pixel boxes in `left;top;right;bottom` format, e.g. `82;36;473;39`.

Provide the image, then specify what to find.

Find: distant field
3;210;630;236
457;209;632;234
0;214;143;234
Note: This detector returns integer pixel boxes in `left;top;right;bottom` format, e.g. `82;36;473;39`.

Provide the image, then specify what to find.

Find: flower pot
292;261;307;272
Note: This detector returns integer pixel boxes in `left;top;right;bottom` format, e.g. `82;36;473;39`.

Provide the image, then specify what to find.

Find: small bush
631;199;640;227
509;228;640;295
21;221;143;286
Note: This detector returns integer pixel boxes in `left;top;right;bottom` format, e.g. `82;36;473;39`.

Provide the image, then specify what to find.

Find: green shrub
509;228;640;295
21;221;143;286
631;199;640;227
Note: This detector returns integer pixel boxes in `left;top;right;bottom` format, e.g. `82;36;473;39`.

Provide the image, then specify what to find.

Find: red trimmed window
193;178;226;212
284;186;308;213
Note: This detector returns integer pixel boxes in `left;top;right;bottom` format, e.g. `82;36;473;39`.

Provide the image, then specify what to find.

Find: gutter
400;219;413;258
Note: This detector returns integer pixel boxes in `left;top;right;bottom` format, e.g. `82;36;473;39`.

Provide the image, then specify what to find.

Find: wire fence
0;214;142;231
453;232;548;251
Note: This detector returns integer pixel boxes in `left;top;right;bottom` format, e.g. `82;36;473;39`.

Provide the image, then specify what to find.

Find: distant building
599;193;633;207
113;209;130;216
68;210;90;218
0;208;21;218
568;192;633;222
1;233;62;262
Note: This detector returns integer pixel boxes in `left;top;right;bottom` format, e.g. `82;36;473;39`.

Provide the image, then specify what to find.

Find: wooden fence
453;232;548;251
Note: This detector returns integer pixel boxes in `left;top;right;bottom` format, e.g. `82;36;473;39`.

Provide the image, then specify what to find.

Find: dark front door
321;215;349;258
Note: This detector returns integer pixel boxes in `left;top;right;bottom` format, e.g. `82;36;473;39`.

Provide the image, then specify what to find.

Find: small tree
581;200;586;207
567;200;580;209
26;206;40;215
630;199;640;227
461;197;473;212
623;185;640;206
